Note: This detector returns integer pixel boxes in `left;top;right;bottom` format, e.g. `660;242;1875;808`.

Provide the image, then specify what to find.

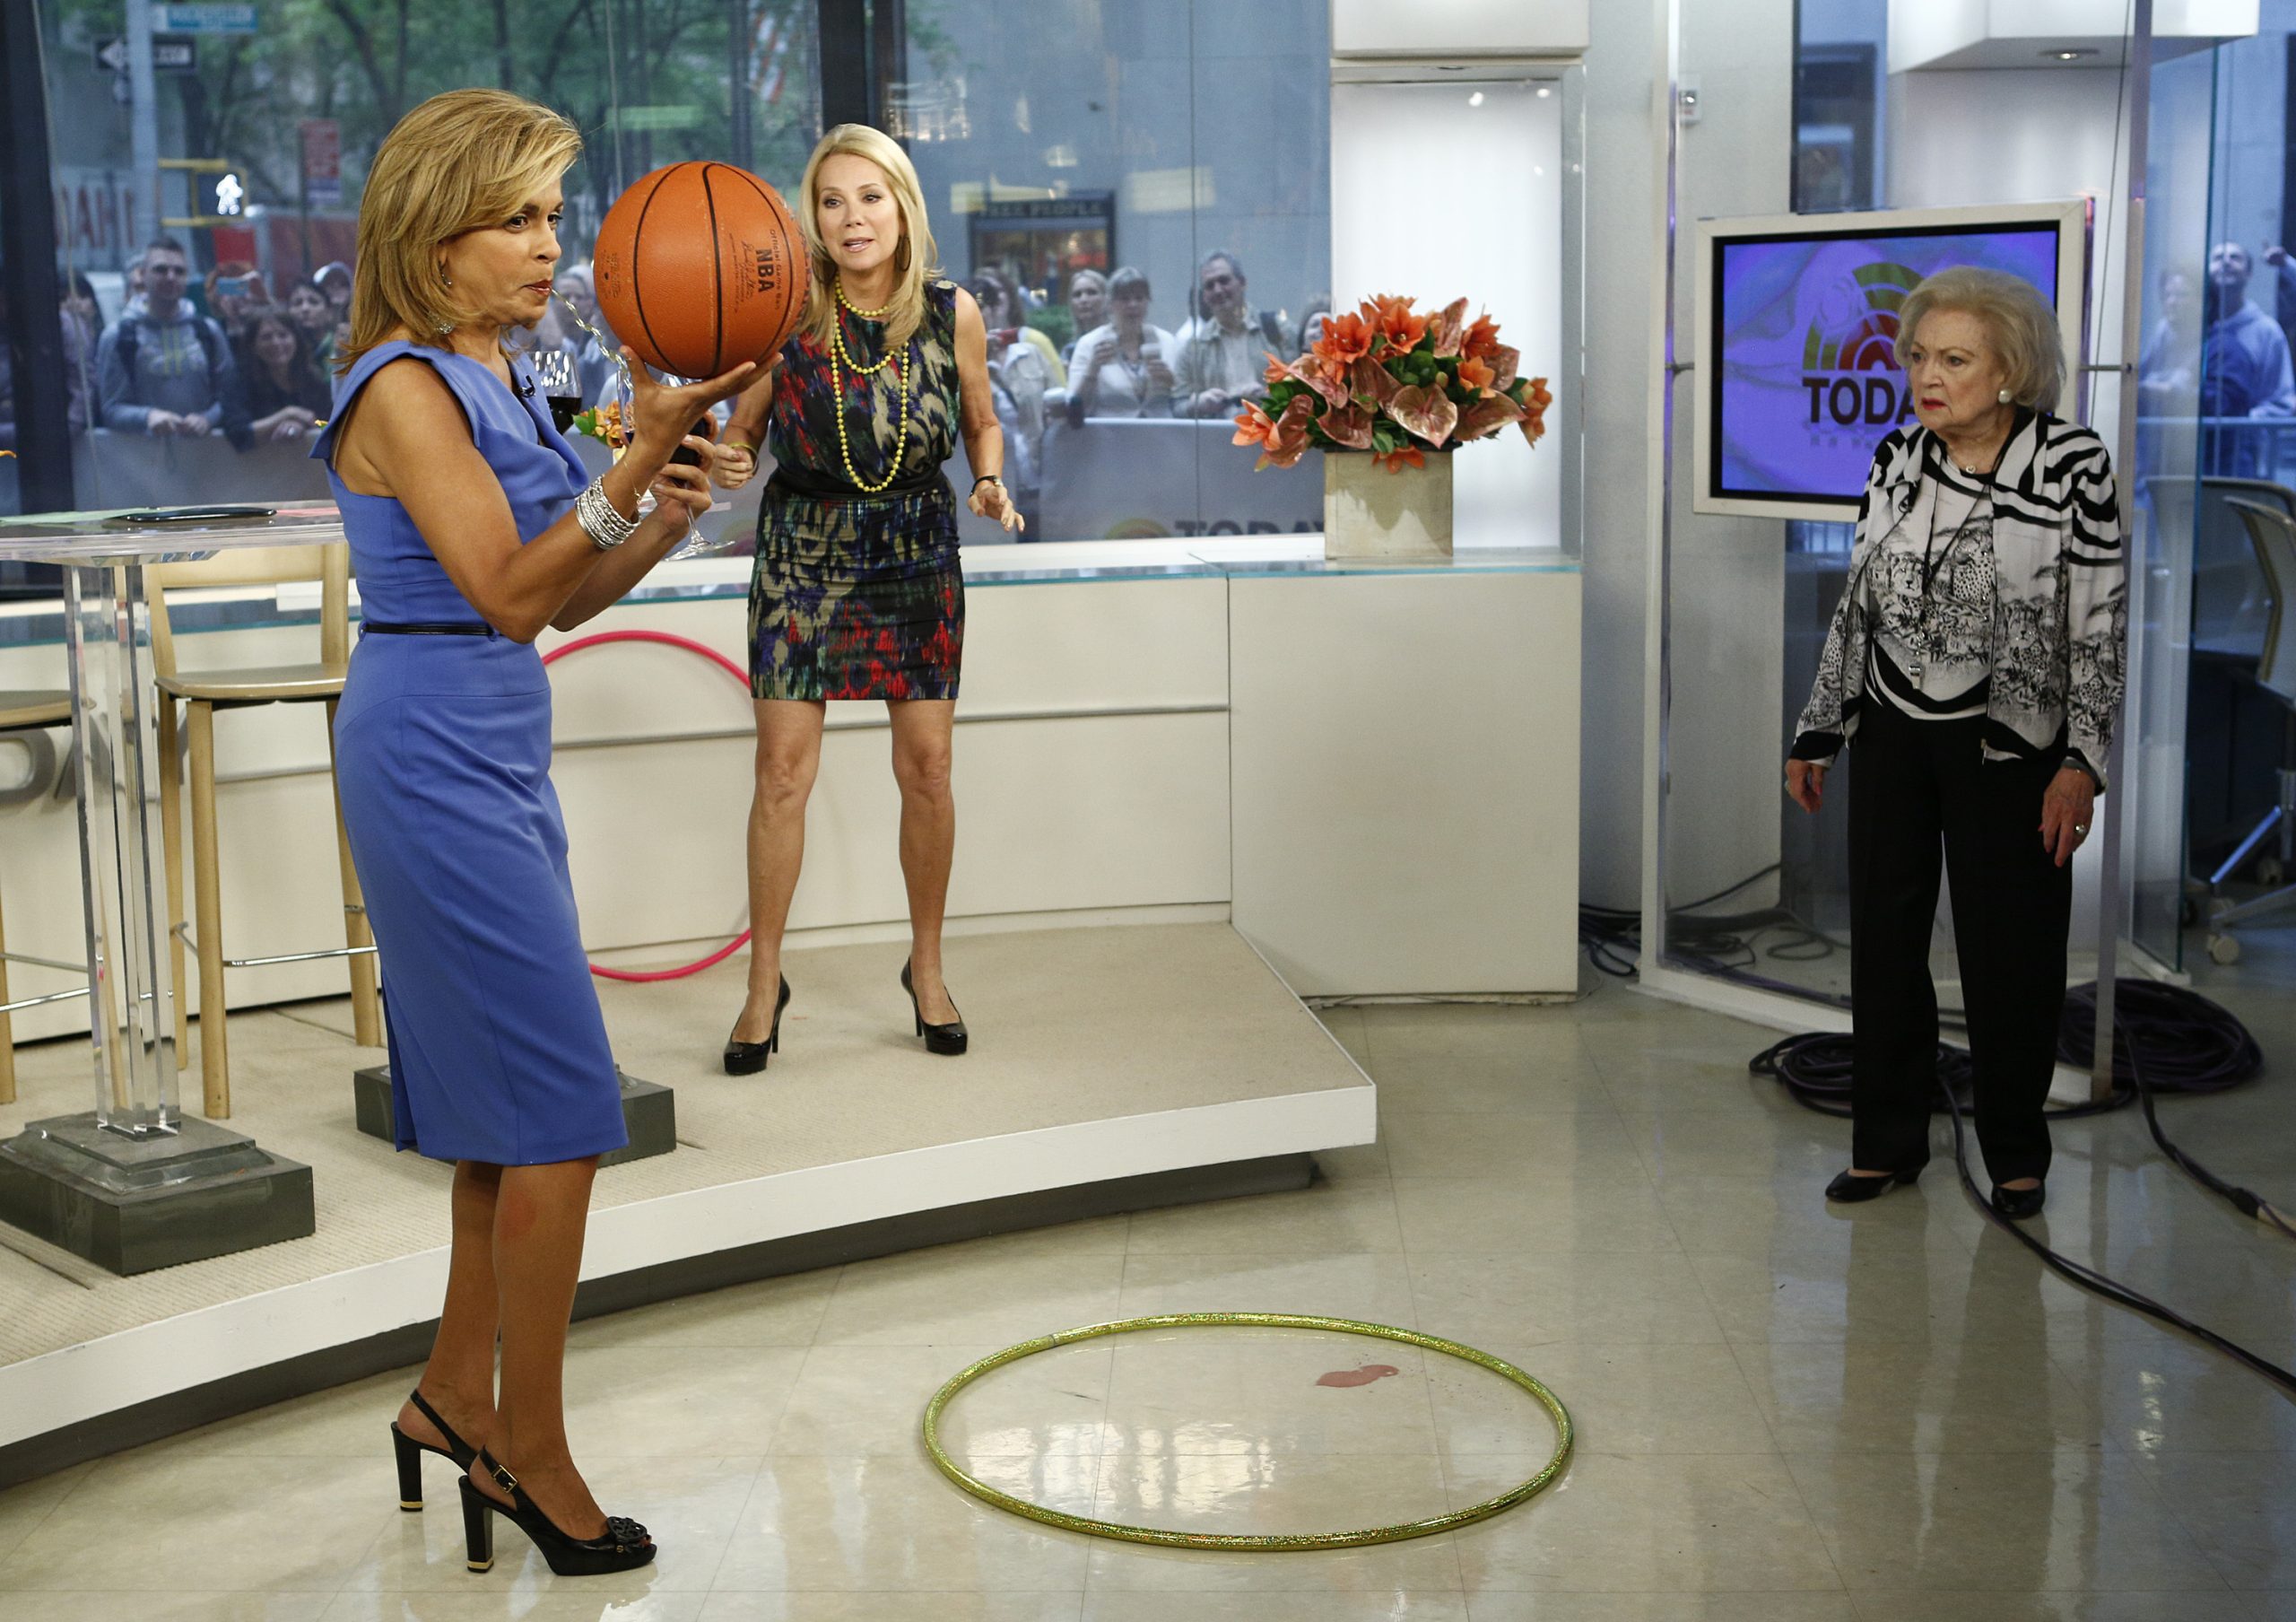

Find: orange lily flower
1232;400;1277;450
1312;309;1373;370
1372;444;1426;474
1457;354;1496;392
1368;295;1428;355
1462;312;1502;361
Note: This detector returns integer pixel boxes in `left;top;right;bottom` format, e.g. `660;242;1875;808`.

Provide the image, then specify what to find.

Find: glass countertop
0;514;1574;648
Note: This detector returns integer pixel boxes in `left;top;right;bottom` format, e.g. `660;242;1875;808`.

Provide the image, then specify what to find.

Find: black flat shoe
1991;1181;2047;1220
723;974;791;1075
1825;1167;1922;1203
459;1448;656;1577
901;959;968;1056
389;1387;479;1511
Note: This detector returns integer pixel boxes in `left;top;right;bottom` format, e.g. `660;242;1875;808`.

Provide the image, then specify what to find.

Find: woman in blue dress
313;89;753;1577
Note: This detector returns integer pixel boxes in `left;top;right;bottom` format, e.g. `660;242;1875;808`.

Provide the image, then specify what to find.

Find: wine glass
531;347;582;433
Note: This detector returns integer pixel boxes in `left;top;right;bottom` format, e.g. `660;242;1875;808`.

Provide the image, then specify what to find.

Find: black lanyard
1919;457;1998;599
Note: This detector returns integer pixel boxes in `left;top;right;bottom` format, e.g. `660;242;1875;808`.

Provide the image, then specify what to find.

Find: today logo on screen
1801;261;1923;429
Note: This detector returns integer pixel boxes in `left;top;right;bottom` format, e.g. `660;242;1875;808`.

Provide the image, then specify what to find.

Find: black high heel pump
901;959;968;1056
723;974;791;1075
459;1447;657;1577
389;1388;479;1511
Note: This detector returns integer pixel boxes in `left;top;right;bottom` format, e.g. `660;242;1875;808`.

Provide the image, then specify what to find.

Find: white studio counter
0;535;1582;1040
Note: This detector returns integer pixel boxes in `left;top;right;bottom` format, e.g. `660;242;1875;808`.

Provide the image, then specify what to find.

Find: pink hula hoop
540;628;752;982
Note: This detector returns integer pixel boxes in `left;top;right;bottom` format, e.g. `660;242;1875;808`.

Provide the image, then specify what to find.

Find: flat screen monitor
1692;203;2089;520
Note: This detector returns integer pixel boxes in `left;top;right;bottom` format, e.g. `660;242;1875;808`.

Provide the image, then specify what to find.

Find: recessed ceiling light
2045;48;2100;61
1468;91;1484;107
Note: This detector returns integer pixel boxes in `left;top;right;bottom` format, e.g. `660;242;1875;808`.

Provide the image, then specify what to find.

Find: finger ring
2074;823;2090;835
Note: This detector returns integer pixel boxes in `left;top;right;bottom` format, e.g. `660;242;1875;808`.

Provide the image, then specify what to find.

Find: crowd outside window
2137;268;2200;413
1061;268;1109;369
968;268;1057;506
1173;250;1295;418
62;269;104;436
1064;266;1178;420
205;262;272;347
285;278;340;371
972;266;1065;386
231;306;334;446
2197;241;2295;476
95;237;235;439
314;260;354;320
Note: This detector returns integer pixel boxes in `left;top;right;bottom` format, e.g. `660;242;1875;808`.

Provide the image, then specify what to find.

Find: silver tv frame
1691;199;2092;522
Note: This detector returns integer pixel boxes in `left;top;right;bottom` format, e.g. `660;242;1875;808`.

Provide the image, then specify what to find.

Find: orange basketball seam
626;167;674;380
715;165;805;363
700;163;726;377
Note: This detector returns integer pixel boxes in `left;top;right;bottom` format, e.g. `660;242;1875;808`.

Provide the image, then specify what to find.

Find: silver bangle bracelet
576;478;639;551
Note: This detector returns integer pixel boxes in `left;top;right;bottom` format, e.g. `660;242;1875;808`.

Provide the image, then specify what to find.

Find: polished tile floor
4;974;2295;1621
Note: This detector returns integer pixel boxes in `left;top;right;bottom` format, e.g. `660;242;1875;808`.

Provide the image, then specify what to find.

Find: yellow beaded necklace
831;281;909;493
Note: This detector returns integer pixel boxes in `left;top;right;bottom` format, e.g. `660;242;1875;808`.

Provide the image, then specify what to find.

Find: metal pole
817;0;870;129
2094;0;2154;1103
126;0;161;247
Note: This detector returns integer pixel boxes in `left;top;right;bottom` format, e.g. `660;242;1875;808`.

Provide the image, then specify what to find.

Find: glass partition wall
1647;0;2157;1036
1655;0;2296;1036
3;0;1330;546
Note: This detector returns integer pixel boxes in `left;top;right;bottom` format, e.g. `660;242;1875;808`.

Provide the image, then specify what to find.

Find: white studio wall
1657;0;1799;912
1577;0;1669;910
1330;77;1566;550
1329;0;1589;57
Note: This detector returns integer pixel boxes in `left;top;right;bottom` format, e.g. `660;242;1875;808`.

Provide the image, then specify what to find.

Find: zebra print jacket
1790;408;2128;788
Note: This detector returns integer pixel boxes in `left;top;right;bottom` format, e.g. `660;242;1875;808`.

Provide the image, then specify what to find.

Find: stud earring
1996;388;2012;405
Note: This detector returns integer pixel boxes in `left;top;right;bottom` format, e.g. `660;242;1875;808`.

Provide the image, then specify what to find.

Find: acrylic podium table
0;505;338;1273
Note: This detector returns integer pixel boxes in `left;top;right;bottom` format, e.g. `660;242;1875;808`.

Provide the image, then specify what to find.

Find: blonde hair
1895;266;2066;412
796;124;938;354
338;89;583;374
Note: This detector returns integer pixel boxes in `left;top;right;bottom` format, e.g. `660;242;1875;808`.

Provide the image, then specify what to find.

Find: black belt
361;620;498;637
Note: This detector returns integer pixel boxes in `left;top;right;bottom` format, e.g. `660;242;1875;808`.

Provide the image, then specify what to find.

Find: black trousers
1848;699;2073;1185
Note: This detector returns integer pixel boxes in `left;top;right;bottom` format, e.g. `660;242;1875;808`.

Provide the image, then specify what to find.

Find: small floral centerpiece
569;400;628;450
1232;294;1551;474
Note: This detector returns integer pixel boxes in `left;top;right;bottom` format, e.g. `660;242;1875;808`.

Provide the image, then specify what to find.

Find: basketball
591;161;809;379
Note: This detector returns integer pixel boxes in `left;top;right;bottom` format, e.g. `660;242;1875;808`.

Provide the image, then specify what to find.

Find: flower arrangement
1234;294;1552;474
570;400;628;449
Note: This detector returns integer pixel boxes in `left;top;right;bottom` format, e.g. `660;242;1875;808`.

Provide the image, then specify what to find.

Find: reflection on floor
4;972;2296;1619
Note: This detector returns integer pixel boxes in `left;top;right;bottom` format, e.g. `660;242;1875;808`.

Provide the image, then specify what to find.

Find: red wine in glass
532;348;582;433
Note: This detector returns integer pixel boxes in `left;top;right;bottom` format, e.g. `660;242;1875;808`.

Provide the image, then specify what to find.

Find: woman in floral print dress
712;123;1023;1072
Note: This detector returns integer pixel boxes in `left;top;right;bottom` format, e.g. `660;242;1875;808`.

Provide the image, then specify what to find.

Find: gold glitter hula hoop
921;1312;1573;1551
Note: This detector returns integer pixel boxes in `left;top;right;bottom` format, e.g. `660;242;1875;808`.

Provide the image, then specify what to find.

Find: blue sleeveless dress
312;340;626;1164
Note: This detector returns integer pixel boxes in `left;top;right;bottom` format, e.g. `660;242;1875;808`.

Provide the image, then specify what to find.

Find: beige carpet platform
0;922;1373;1455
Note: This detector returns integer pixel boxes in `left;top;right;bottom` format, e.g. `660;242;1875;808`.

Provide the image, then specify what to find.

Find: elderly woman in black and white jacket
1784;266;2126;1222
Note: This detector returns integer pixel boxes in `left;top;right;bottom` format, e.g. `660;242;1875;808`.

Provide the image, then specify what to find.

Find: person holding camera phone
1065;266;1178;421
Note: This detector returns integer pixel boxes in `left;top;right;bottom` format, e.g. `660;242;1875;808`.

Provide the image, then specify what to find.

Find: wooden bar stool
0;689;75;1106
151;545;381;1118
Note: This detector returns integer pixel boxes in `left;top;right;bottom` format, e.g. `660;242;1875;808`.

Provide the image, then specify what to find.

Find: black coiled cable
1752;980;2296;1395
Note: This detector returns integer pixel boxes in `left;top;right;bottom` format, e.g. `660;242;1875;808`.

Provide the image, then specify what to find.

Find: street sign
152;4;258;34
94;36;198;72
299;119;343;209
